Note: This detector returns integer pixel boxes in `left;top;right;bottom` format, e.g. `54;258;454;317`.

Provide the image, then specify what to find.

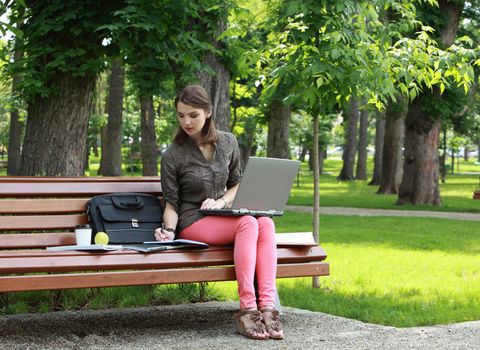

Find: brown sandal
260;308;285;340
234;309;269;340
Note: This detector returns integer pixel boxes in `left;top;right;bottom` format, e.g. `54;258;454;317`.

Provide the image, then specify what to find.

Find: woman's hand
200;197;226;210
154;227;175;242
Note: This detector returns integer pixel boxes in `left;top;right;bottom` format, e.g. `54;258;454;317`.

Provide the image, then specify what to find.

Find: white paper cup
75;224;92;246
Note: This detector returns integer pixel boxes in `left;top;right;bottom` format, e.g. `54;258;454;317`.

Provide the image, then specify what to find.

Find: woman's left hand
201;197;225;210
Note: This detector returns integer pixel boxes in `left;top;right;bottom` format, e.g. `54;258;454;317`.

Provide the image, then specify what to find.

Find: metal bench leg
274;287;283;315
255;277;283;315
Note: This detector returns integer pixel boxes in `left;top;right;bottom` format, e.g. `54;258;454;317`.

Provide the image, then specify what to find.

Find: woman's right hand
154;227;175;242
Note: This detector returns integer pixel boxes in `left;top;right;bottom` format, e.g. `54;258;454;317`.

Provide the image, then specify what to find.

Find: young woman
155;85;284;340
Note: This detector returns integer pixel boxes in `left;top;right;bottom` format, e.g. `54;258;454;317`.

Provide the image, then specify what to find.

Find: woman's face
176;101;211;141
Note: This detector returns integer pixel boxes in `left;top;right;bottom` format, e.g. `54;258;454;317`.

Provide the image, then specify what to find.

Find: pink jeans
179;215;277;309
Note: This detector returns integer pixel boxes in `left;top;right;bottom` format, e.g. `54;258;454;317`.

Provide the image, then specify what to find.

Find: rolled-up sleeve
226;133;241;189
160;150;180;212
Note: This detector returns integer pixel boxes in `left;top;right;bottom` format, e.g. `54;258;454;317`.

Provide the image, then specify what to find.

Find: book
142;239;209;248
275;232;317;246
46;244;123;252
122;244;178;253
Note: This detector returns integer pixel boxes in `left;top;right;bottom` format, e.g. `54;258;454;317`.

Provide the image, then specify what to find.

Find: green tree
397;0;476;205
7;1;124;175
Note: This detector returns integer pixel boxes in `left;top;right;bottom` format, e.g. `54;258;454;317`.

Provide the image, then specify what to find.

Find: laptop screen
231;157;300;211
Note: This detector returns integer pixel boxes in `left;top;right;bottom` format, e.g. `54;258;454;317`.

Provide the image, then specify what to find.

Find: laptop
200;157;300;217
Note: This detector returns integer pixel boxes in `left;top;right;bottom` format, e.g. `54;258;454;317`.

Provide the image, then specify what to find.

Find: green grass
288;158;480;213
212;212;480;327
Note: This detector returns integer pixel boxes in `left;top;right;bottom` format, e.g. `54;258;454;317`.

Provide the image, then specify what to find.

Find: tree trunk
439;127;447;183
378;98;406;194
197;52;230;132
312;113;320;289
308;147;326;173
338;98;359;180
100;59;125;176
355;103;369;180
238;118;257;170
98;125;107;176
397;0;463;206
438;0;464;47
319;147;326;174
7;47;23;175
299;144;308;162
397;96;441;205
140;95;158;176
368;111;386;186
20;74;95;176
267;100;291;159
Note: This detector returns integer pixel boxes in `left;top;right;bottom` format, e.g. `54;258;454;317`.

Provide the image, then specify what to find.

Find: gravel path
286;205;480;221
1;302;479;350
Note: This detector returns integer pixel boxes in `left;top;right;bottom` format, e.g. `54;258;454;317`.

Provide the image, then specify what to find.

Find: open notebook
47;239;208;252
200;157;300;217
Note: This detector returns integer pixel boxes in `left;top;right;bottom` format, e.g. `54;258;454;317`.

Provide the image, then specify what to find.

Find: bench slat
0;199;88;214
0;232;75;249
0;182;162;197
0;262;330;292
0;231;317;250
0;246;326;273
0;176;160;182
0;214;87;231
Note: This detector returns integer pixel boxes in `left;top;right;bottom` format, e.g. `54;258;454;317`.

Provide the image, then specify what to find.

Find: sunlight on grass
288;159;480;213
212;212;480;327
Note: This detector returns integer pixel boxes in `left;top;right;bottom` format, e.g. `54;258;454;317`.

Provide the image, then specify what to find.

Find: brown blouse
160;131;241;233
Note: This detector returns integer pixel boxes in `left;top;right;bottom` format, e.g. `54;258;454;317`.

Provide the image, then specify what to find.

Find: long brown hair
173;85;218;145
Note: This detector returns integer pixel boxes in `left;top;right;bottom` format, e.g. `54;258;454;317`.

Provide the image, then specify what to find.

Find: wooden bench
0;177;329;294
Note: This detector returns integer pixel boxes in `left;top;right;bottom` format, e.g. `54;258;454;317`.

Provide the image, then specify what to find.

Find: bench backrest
0;177;162;249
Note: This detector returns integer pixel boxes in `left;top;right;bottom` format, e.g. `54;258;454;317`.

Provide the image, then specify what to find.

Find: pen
160;223;166;241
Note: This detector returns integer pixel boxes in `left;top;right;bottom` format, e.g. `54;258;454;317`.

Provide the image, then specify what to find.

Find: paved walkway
286;205;480;221
1;302;479;350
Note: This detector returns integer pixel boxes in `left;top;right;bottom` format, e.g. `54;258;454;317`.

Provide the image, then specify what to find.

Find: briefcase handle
112;195;144;209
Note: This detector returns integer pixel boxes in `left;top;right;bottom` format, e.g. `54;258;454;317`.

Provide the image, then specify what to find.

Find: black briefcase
87;193;163;244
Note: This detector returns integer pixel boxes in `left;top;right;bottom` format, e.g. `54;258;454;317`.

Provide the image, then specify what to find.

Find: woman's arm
154;202;178;241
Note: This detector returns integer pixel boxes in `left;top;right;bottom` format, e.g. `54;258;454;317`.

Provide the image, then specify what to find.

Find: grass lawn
212;212;480;327
288;157;480;213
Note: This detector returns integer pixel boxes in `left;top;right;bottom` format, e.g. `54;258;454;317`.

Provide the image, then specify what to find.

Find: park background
1;0;480;328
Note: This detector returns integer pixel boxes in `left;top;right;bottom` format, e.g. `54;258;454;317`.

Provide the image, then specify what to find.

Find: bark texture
100;59;125;176
378;98;406;194
140;95;158;176
397;96;441;205
368;111;386;186
20;74;95;176
355;104;369;180
238;118;257;170
197;52;231;132
267;100;291;159
338;98;359;180
7;48;23;175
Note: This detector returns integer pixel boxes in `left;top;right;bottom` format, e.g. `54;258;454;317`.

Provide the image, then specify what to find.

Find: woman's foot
234;309;269;340
260;308;285;340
